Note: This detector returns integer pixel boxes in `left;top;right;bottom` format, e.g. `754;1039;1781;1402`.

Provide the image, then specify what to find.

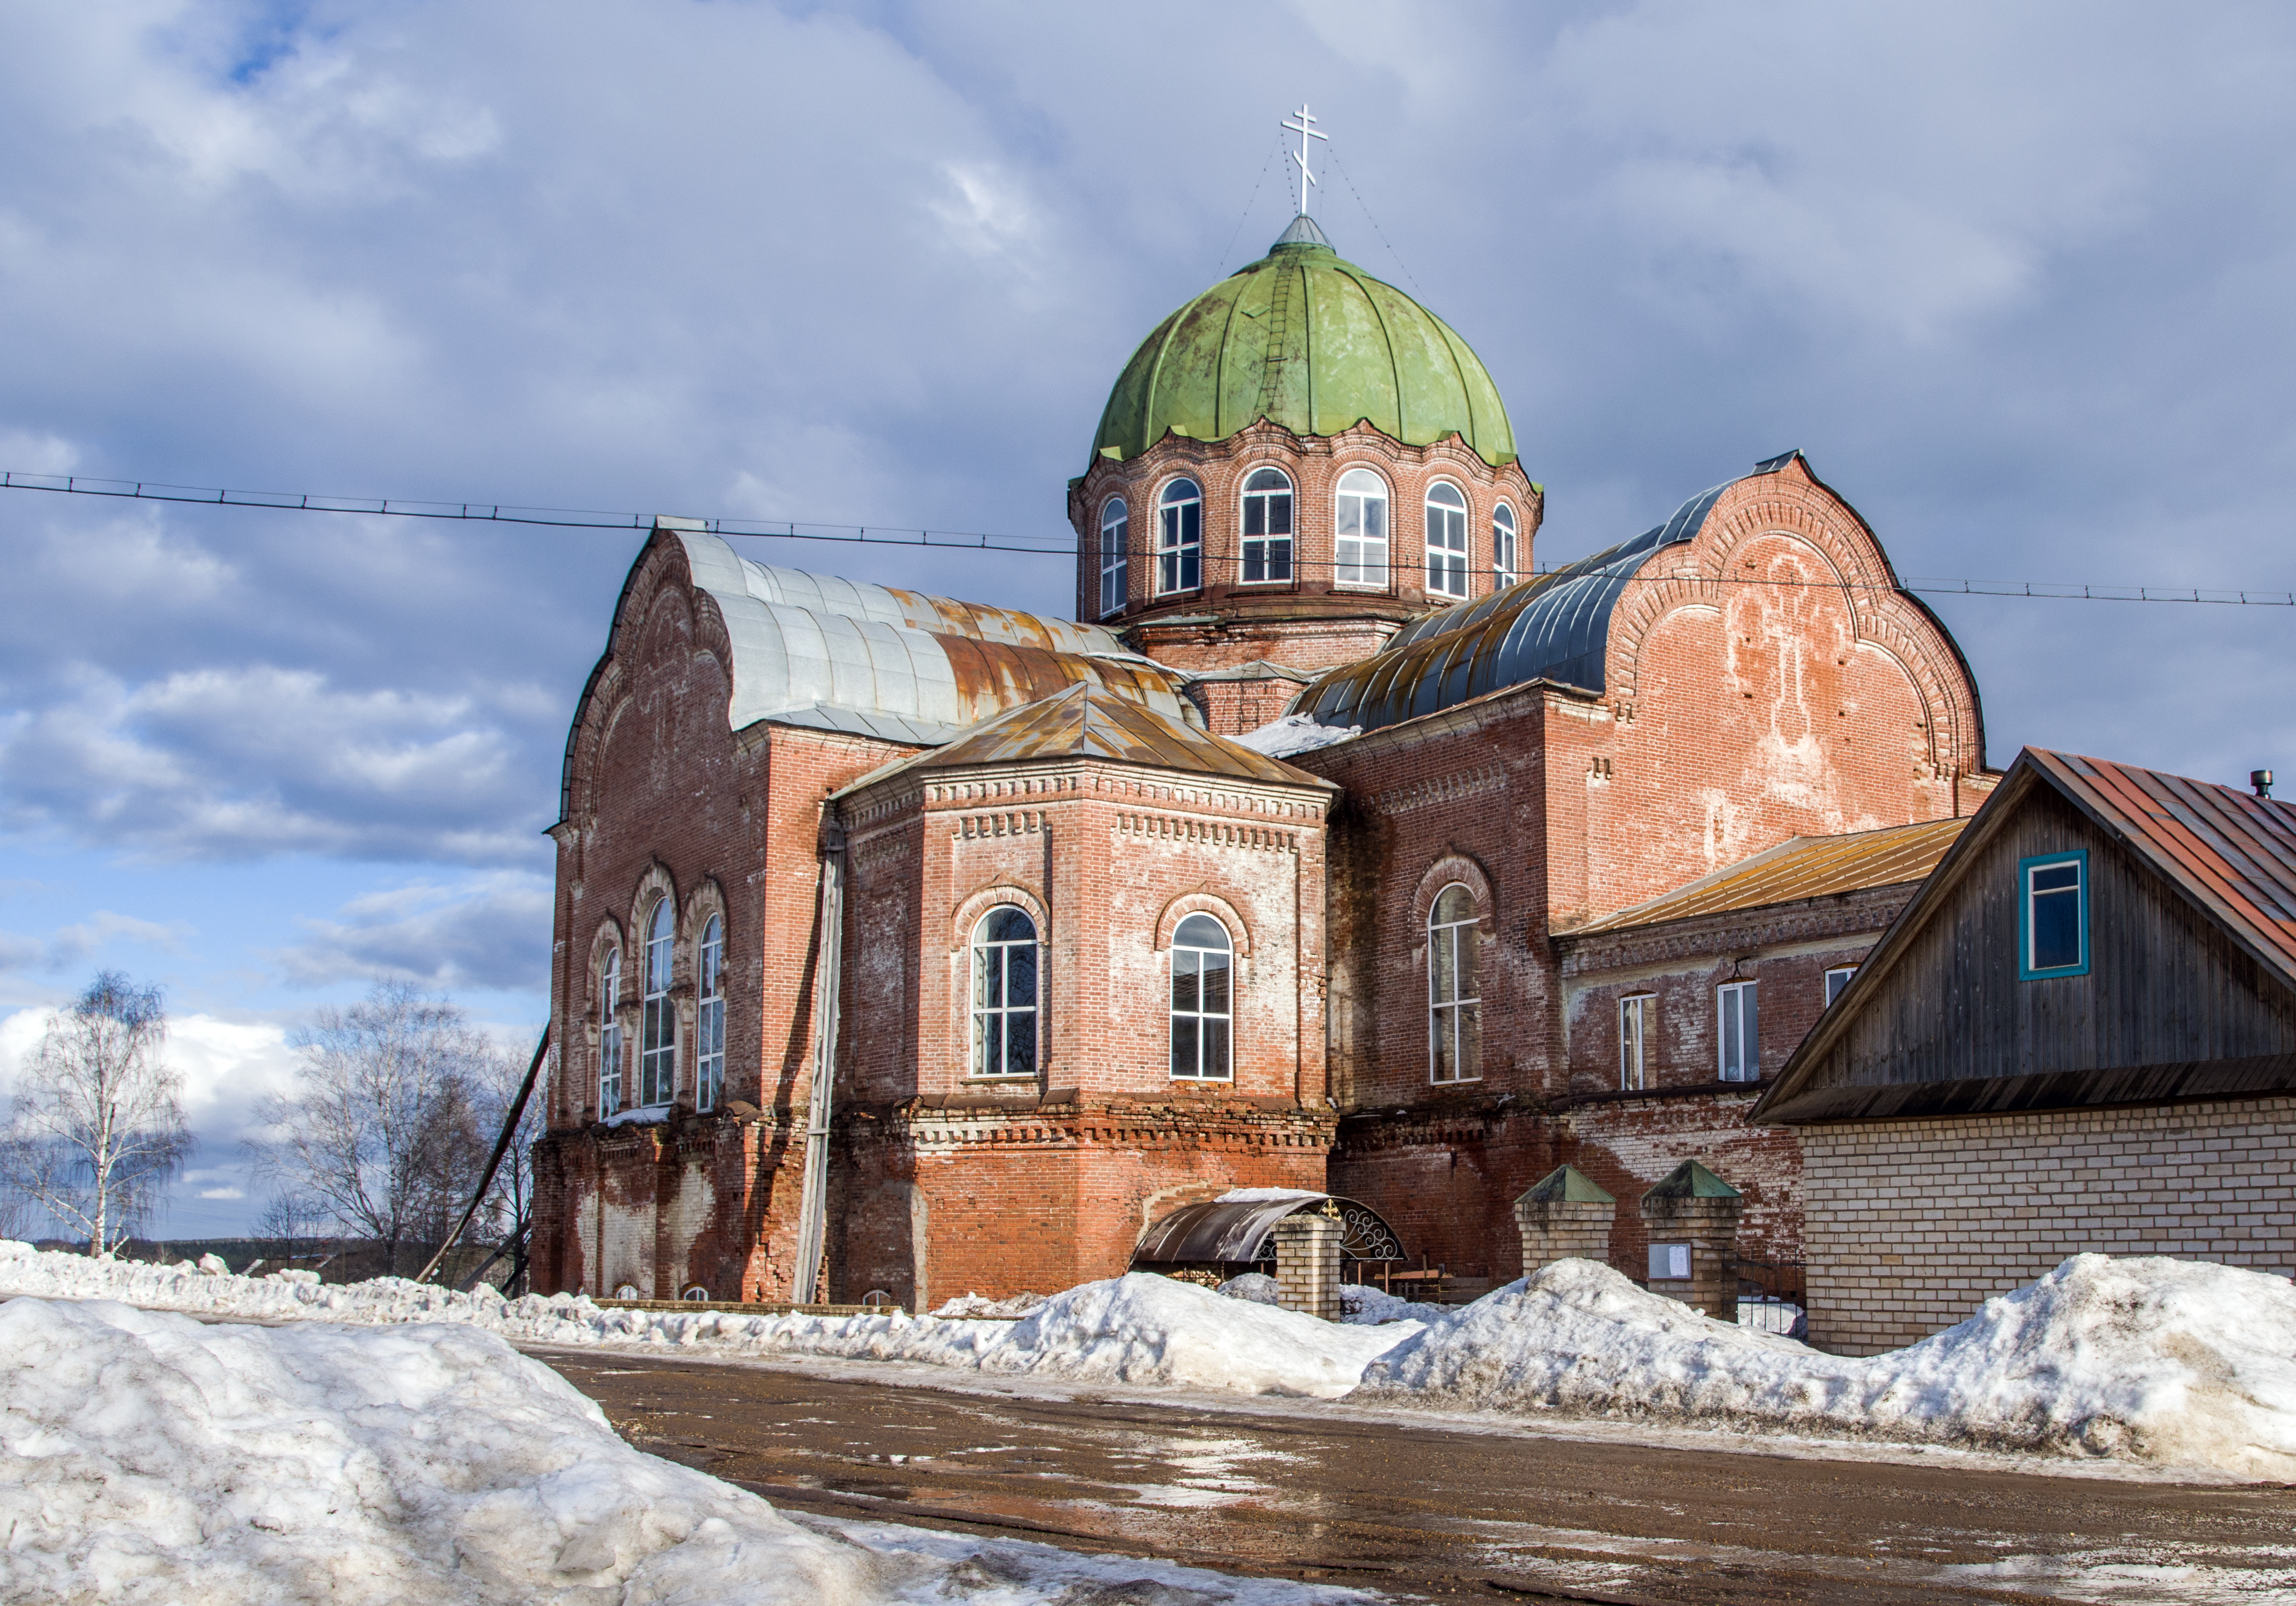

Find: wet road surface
543;1351;2296;1604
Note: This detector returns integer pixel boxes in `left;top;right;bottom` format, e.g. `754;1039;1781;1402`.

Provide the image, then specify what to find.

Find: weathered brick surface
1801;1097;2296;1354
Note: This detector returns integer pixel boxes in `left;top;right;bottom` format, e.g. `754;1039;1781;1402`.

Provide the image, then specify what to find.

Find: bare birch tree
252;981;494;1277
0;972;192;1255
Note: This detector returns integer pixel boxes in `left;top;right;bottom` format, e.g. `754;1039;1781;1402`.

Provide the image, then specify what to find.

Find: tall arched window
1428;885;1481;1083
1169;913;1233;1081
970;906;1039;1078
1157;478;1202;594
1426;482;1469;600
1098;497;1129;617
639;898;676;1108
1334;469;1389;588
1492;501;1519;587
1240;468;1293;584
597;946;623;1118
696;914;724;1113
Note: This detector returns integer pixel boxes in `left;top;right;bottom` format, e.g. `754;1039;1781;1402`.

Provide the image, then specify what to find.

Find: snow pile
1357;1256;2296;1477
1339;1283;1449;1326
928;1290;1045;1319
1230;714;1358;758
1220;1272;1281;1305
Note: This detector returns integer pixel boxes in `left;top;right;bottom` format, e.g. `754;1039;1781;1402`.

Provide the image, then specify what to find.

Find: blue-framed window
2018;850;2090;979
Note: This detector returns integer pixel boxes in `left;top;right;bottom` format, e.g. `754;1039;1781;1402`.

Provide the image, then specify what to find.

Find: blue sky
4;0;2294;1236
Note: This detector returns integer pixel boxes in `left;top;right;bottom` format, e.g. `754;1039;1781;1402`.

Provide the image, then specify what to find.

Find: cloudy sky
4;1;2293;1236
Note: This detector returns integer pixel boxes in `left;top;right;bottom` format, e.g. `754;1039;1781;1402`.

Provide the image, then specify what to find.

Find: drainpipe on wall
790;808;846;1305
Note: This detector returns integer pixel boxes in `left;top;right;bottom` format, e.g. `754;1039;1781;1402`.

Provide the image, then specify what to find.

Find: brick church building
530;212;1994;1308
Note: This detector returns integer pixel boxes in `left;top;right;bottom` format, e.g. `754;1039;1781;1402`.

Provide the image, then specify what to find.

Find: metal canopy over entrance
1131;1191;1404;1267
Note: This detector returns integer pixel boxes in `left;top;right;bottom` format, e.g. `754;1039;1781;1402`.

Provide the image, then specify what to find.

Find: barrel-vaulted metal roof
1291;451;1804;736
674;531;1192;744
1130;1191;1406;1265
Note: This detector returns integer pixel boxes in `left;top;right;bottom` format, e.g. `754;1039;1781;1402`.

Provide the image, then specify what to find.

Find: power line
4;468;2289;606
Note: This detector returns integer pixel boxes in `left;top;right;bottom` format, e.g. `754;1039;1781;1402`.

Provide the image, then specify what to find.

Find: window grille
1619;993;1652;1091
696;914;724;1113
1240;468;1294;584
1426;482;1469;600
1169;913;1233;1080
1334;468;1389;588
639;899;676;1107
1717;980;1759;1082
597;947;622;1118
1157;479;1202;595
971;906;1039;1077
1492;501;1518;587
1098;498;1129;616
1428;884;1482;1083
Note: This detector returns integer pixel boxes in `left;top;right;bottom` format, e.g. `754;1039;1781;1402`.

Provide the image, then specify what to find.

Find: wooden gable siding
1800;785;2296;1095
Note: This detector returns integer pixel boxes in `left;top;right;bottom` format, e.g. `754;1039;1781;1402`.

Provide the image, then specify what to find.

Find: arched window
696;914;724;1113
1240;468;1293;584
1098;497;1129;617
1426;482;1469;600
1428;885;1481;1083
970;906;1039;1078
1492;501;1519;588
639;898;676;1107
1334;469;1389;588
597;946;623;1118
1169;913;1233;1081
1157;478;1202;595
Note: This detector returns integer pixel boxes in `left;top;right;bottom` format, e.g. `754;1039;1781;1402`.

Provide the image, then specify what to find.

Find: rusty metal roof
1571;817;1971;936
674;531;1191;742
1292;451;1806;735
845;683;1332;792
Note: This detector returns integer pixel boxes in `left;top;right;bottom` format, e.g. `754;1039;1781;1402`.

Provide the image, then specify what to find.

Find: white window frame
1169;913;1234;1081
1619;993;1652;1091
970;906;1039;1078
1428;884;1482;1084
1717;979;1759;1083
1239;467;1294;585
1823;965;1857;1007
1492;501;1518;588
696;914;725;1113
638;898;676;1108
1098;497;1129;617
1425;480;1470;600
1334;468;1390;590
1156;478;1203;596
597;947;623;1118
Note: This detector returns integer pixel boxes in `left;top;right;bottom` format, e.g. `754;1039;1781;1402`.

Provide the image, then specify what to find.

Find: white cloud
272;871;552;993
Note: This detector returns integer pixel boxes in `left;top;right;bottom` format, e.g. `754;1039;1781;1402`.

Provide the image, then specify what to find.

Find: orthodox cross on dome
1281;104;1328;218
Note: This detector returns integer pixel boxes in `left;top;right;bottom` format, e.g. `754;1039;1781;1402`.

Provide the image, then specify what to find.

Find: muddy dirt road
545;1351;2296;1605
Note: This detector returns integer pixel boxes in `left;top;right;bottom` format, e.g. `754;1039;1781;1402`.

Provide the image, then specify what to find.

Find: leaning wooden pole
415;1026;551;1287
790;813;846;1306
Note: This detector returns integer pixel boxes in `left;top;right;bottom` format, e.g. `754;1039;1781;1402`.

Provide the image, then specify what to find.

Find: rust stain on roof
1572;816;1971;935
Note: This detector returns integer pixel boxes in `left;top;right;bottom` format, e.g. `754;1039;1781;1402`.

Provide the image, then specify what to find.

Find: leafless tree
252;981;496;1278
465;1034;548;1292
0;972;192;1255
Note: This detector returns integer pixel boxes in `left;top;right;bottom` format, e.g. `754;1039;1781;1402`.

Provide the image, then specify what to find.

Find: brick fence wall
1802;1095;2296;1354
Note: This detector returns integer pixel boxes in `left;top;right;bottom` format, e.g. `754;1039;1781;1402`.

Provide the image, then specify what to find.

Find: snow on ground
929;1290;1045;1319
0;1296;1369;1605
1355;1256;2296;1480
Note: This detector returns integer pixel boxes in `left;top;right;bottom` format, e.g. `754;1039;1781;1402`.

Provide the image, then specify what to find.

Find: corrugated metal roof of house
1570;816;1971;935
839;683;1333;794
2033;750;2296;978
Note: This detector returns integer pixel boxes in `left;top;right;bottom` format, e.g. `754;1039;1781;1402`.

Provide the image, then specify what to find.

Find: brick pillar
1513;1165;1616;1281
1638;1160;1743;1323
1273;1210;1343;1321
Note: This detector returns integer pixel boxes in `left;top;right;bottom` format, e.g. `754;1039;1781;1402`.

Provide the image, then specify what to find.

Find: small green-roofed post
1514;1166;1617;1282
1643;1159;1742;1200
1638;1161;1744;1322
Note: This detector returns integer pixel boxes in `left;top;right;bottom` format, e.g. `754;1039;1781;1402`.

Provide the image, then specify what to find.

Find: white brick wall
1803;1096;2296;1354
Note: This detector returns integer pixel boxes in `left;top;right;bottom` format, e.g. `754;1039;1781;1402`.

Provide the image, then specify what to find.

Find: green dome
1092;216;1516;467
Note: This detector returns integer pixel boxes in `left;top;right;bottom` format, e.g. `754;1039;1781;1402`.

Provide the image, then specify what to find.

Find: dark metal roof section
1293;451;1805;735
1131;1192;1405;1264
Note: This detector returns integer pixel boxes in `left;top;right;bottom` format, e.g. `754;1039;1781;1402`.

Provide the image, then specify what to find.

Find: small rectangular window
1716;980;1759;1082
1619;994;1652;1091
2020;851;2089;977
1824;966;1857;1006
1648;1243;1692;1280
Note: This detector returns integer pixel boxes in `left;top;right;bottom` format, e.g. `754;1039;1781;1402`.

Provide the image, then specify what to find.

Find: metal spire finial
1281;104;1329;218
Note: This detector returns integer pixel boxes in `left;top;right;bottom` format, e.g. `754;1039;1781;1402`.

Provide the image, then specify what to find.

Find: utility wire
1216;130;1286;276
1328;145;1425;299
3;469;2289;606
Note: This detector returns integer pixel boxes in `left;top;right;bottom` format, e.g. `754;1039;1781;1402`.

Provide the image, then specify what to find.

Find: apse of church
531;174;1992;1310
